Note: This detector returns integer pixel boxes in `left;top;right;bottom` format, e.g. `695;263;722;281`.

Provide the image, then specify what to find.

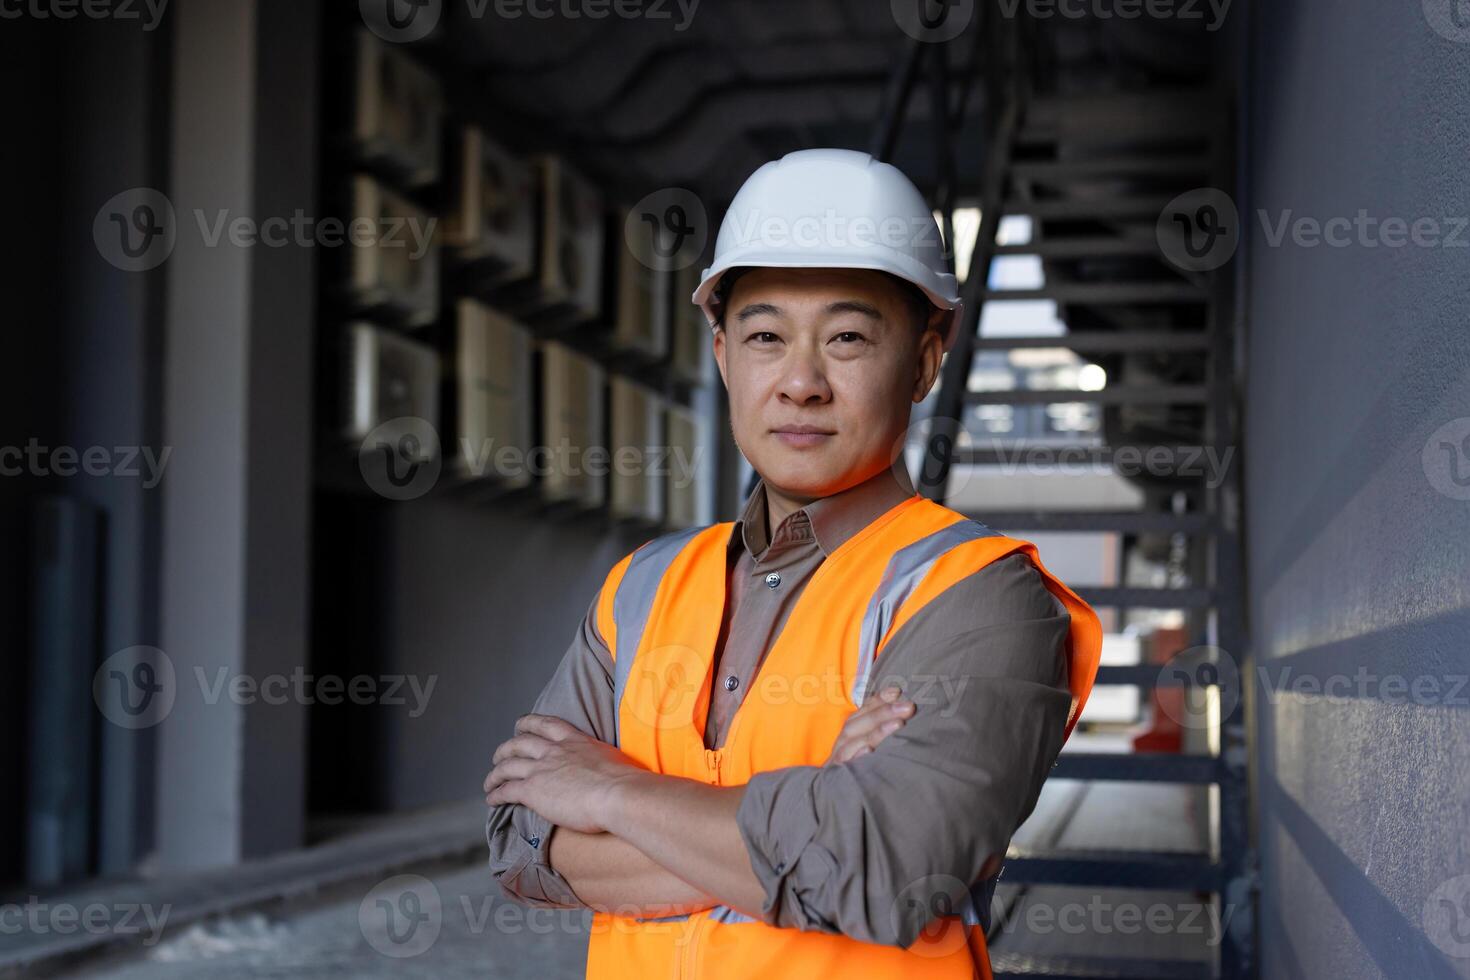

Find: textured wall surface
1246;1;1470;977
331;497;657;811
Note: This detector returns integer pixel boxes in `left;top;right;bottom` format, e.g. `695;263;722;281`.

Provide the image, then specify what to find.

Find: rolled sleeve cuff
735;765;832;932
486;806;582;909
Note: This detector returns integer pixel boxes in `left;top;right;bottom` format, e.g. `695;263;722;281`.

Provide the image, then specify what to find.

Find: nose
775;345;832;407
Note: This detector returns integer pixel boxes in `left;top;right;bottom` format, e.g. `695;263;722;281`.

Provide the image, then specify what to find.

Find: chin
751;451;850;498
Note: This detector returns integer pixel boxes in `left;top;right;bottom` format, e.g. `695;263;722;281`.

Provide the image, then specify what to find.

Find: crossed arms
484;554;1073;947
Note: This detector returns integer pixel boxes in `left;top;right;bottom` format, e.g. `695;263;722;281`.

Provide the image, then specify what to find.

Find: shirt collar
732;464;917;561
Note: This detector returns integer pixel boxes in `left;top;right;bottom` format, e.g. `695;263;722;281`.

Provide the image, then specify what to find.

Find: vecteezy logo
1423;417;1470;500
1157;188;1240;272
1424;874;1470;958
1154;645;1241;730
93;188;176;272
93;646;177;729
893;0;974;42
625;188;708;272
891;414;977;501
889;874;972;958
358;417;443;501
626;646;706;732
359;874;442;958
1424;0;1470;42
360;0;443;43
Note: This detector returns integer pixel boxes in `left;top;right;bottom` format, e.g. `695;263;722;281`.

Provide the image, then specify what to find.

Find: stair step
1051;752;1224;783
963;385;1209;406
984;283;1206;304
971;331;1210;353
1002;849;1223;891
1073;586;1216;609
1017;102;1217;148
967;510;1213;533
1003;198;1175;220
994;238;1164;258
1010;155;1214;183
1094;664;1221;687
952;444;1225;472
1022;90;1219;135
992;952;1214;980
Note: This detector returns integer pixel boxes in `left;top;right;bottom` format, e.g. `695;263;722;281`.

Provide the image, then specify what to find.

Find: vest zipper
703;747;722;785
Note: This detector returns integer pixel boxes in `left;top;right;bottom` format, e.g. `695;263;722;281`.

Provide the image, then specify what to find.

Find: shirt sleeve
734;553;1073;947
486;587;619;909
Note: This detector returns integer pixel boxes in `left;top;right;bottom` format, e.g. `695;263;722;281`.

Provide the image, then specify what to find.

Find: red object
1133;626;1187;753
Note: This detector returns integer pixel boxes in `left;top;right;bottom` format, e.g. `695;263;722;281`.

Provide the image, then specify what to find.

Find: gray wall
313;496;660;811
1245;1;1470;976
0;12;170;883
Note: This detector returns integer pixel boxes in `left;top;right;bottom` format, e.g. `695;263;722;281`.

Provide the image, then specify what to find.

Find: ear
911;308;948;402
712;325;729;390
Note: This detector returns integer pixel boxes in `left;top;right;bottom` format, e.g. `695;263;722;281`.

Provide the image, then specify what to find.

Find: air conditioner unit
540;341;606;509
665;403;707;529
609;377;664;524
610;206;671;360
348;175;440;328
342;322;441;453
670;262;714;385
455;298;532;486
495;156;603;325
352;29;443;187
444;126;535;282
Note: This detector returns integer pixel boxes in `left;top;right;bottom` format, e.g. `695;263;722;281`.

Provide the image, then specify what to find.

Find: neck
763;482;817;532
762;461;894;530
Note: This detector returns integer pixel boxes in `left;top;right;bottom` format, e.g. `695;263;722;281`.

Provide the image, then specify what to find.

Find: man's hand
483;714;645;834
825;685;915;764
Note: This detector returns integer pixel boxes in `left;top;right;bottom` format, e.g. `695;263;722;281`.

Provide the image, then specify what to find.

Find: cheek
723;361;776;441
831;356;912;414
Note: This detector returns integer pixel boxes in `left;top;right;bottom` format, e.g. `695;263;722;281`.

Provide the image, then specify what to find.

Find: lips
771;425;835;448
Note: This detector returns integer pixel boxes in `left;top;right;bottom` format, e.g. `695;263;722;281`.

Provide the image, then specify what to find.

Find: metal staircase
869;6;1256;979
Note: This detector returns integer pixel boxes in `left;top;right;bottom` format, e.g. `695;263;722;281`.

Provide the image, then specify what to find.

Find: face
712;267;945;502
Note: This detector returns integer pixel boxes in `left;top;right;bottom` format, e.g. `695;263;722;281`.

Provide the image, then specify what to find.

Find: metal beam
963;385;1209;406
970;331;1210;353
1050;752;1225;783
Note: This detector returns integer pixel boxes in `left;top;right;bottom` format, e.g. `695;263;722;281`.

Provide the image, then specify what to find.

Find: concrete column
155;0;317;870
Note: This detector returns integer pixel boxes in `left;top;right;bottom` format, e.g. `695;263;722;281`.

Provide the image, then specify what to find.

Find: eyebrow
733;299;885;323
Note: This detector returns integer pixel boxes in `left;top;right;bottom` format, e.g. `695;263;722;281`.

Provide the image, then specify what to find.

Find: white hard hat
691;148;964;351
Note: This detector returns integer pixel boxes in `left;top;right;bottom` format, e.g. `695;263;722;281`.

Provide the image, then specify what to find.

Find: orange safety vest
587;493;1103;980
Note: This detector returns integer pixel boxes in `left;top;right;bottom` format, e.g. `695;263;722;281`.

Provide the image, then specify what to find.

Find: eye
831;331;867;344
747;331;781;344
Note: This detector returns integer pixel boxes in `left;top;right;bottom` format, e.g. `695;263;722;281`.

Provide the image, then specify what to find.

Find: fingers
829;686;915;764
485;781;524;808
514;714;581;741
483;757;539;794
491;733;553;767
483;716;591;797
830;717;904;764
846;687;915;738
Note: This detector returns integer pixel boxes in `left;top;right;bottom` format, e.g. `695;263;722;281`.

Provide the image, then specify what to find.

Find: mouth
770;425;836;448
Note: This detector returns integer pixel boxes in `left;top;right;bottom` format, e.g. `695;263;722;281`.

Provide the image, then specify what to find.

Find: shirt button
764;571;781;589
528;835;541;849
724;675;739;692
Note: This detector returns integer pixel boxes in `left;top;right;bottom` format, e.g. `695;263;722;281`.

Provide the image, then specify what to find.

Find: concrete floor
55;861;590;980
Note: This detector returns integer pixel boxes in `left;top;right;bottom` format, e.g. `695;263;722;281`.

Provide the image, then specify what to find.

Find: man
485;148;1102;980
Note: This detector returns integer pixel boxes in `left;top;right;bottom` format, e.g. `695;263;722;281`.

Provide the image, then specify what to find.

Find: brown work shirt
486;465;1074;945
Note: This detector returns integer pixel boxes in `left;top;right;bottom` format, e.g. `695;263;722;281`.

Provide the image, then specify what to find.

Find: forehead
725;267;907;312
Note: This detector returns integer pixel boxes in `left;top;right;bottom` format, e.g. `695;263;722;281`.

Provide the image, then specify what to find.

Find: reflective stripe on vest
852;518;999;704
610;525;706;745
